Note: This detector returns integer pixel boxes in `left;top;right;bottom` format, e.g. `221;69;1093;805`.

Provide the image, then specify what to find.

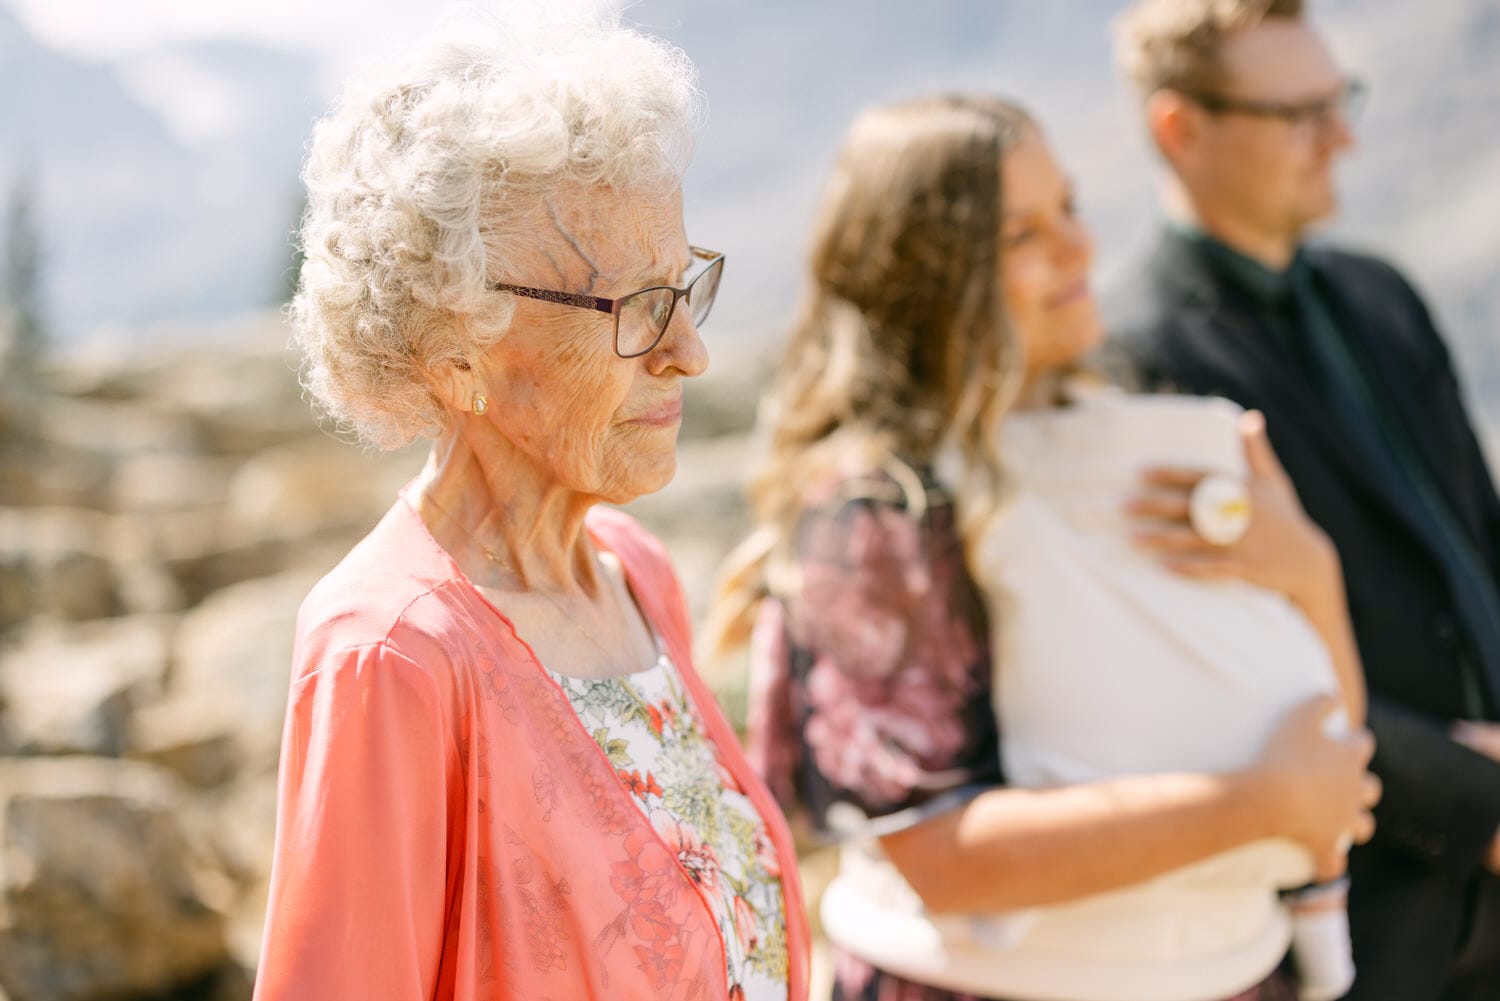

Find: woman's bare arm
882;694;1376;913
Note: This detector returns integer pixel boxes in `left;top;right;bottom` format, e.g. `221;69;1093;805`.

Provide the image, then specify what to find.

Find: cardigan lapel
1312;260;1479;531
586;507;813;1001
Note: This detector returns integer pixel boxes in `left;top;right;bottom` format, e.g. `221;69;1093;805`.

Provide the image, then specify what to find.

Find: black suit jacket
1105;228;1500;1001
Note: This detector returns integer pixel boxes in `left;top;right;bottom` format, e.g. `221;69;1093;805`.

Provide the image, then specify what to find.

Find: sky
0;0;672;83
0;0;446;149
2;0;431;64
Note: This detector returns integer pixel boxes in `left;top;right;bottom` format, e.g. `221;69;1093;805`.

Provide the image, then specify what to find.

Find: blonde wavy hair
291;9;703;449
708;95;1032;656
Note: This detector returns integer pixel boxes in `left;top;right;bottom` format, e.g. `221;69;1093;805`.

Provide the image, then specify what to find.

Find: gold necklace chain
417;492;632;668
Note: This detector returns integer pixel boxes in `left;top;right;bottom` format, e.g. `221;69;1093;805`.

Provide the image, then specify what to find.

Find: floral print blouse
745;475;1001;1001
747;475;1002;838
549;649;789;1001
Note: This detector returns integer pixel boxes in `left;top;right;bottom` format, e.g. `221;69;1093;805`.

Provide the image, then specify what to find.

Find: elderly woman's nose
650;308;709;376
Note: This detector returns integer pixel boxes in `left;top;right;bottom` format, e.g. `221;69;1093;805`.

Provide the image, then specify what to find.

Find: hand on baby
1258;694;1380;881
1126;410;1339;611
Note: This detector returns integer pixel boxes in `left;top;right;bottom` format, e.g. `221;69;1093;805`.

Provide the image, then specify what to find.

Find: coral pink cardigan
254;496;809;1000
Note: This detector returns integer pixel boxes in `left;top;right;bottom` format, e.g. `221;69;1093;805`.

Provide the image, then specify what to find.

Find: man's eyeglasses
489;246;725;358
1183;78;1368;138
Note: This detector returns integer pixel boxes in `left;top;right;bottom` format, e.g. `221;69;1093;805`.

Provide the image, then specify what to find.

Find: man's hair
1114;0;1306;97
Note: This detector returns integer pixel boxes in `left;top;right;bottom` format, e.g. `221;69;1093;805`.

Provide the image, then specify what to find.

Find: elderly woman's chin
596;427;684;503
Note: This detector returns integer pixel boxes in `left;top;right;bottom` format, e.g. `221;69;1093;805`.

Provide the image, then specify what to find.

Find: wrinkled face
476;184;707;504
1188;19;1355;240
1000;128;1103;379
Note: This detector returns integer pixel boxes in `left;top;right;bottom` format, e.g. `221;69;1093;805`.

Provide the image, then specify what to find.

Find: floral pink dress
745;472;1296;1001
548;651;789;1001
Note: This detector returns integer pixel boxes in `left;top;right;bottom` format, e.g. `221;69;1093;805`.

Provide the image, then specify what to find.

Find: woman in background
711;95;1376;1001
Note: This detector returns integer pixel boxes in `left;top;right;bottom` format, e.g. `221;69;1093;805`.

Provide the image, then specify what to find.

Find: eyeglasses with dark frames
489;246;725;359
1182;78;1367;136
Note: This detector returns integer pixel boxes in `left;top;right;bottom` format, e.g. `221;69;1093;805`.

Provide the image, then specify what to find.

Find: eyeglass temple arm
490;283;617;316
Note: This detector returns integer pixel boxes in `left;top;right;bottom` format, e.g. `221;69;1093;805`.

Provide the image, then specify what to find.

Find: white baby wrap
820;392;1343;1001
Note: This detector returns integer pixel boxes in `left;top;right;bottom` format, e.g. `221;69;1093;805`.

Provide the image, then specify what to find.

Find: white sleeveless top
821;392;1342;1001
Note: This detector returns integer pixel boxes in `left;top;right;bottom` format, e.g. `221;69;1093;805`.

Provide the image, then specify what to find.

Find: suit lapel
1311;261;1475;522
1145;232;1439;545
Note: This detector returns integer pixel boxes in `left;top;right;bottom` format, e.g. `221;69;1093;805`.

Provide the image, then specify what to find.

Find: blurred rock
224;437;418;540
164;963;255;1001
171;570;317;769
131;498;356;611
128;696;242;789
206;774;280;971
11;442;115;510
0;508;121;628
112;557;188;618
0;561;25;635
43;549;119;622
162;534;310;612
0;757;233;1001
36;395;198;460
0;616;171;756
133;349;315;458
110;452;234;514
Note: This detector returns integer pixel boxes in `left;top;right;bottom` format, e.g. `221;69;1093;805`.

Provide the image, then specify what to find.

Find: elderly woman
252;15;806;1001
710;95;1378;1001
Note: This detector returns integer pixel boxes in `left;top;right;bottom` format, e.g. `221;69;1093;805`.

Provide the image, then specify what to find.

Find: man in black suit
1104;2;1500;998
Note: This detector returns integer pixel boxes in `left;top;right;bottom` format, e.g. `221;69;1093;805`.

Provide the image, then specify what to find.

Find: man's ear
1145;89;1200;171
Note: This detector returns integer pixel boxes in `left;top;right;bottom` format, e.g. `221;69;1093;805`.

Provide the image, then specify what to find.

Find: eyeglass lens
616;256;723;357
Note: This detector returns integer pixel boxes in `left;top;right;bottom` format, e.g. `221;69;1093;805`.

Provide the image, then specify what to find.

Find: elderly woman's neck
412;433;605;596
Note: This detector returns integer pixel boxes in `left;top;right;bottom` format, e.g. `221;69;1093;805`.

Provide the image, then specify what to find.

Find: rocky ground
0;314;788;1001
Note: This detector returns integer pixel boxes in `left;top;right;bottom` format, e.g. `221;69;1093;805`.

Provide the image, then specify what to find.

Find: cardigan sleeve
254;641;456;1001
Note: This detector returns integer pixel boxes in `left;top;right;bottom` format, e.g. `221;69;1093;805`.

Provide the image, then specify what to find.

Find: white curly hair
291;6;704;449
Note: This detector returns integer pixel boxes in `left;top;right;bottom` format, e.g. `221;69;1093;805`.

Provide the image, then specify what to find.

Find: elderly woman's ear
425;353;490;419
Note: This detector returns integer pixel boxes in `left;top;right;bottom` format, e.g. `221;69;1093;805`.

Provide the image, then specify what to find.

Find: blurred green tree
3;169;47;375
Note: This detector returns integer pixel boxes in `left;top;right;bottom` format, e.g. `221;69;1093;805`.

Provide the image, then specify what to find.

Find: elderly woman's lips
627;397;684;426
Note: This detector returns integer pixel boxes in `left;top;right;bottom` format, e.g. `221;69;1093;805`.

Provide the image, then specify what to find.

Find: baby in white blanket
972;390;1359;1001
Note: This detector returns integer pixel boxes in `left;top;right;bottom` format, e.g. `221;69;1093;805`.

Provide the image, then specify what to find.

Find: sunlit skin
462;185;705;505
1001;126;1106;396
411;183;708;678
1148;18;1356;269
